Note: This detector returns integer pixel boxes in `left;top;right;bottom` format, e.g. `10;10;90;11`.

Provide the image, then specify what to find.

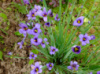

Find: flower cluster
18;22;49;47
18;5;60;51
68;16;96;71
18;5;58;73
71;16;95;56
31;62;54;74
79;33;95;46
17;3;97;74
27;5;54;22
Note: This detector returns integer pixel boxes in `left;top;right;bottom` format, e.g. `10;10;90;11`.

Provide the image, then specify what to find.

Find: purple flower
46;63;54;70
31;36;42;46
79;33;91;46
41;7;48;22
33;5;43;16
55;14;60;21
18;41;24;49
18;37;25;49
29;23;41;36
89;72;92;74
31;65;34;69
8;52;12;55
27;9;37;20
97;71;100;74
63;12;65;15
48;9;53;17
31;62;42;74
73;16;84;26
50;46;58;55
34;5;42;12
29;52;37;60
70;12;72;14
23;0;29;4
88;21;91;24
19;23;30;36
41;38;49;48
72;45;81;54
45;22;51;27
81;5;83;8
67;61;79;70
93;16;96;19
90;35;95;40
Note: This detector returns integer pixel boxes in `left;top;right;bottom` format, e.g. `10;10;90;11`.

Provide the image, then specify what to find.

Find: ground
0;1;32;74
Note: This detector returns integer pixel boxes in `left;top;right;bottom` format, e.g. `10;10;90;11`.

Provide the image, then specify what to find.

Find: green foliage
0;40;4;44
0;13;7;20
12;2;28;14
5;22;10;30
28;34;34;38
0;51;3;60
89;65;100;70
0;36;3;39
66;0;76;3
0;28;8;35
3;48;6;52
65;0;83;3
14;31;22;36
0;13;7;22
29;59;34;65
31;49;39;54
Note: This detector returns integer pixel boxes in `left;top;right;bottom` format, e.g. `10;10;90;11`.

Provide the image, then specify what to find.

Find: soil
0;1;32;74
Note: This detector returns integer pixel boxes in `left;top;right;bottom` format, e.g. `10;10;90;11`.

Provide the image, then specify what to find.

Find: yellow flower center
32;54;34;57
34;29;38;33
74;47;79;52
49;64;52;67
35;68;39;72
52;49;55;52
77;20;81;23
83;38;86;41
42;41;44;44
32;13;35;17
24;27;28;31
34;39;37;42
43;14;47;17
